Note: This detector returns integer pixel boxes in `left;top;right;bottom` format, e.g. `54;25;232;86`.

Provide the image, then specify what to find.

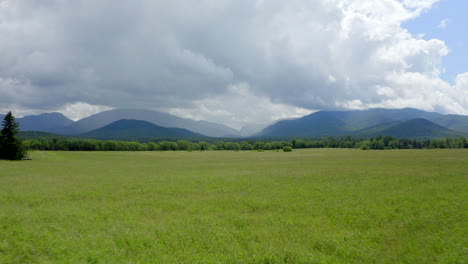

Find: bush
361;145;370;150
283;146;293;152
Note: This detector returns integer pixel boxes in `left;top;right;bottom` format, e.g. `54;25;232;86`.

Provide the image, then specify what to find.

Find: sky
0;0;467;129
403;0;468;82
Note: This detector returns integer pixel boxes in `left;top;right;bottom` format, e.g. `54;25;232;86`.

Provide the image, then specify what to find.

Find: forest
21;136;468;151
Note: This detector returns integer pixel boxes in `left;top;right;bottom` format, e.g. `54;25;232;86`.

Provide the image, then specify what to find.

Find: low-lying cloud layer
1;0;467;127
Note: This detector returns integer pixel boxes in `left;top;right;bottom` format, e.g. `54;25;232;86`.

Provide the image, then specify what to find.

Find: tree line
3;112;468;158
21;136;468;152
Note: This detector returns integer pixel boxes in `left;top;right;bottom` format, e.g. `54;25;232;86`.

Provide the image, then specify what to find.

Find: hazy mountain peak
7;107;468;139
66;108;239;137
16;112;74;133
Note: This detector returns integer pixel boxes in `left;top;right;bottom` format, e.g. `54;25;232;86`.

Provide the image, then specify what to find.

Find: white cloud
56;102;114;121
365;71;468;115
1;0;466;127
449;73;468;114
437;18;449;29
167;83;313;129
0;101;113;120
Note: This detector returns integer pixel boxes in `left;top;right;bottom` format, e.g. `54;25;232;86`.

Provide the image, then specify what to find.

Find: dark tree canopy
0;111;25;160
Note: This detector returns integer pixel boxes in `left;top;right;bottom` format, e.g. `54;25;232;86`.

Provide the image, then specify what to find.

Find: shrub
283;146;293;152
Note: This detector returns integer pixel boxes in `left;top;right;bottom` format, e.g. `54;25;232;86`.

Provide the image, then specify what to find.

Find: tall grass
1;149;467;263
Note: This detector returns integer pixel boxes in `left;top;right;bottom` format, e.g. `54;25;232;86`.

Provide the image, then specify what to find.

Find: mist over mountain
239;124;268;137
240;118;300;137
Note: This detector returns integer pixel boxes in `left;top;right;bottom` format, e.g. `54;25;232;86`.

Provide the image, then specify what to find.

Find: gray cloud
1;0;467;127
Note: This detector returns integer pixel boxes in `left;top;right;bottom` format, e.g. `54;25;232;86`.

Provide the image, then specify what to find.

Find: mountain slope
80;119;206;140
257;108;456;138
336;108;443;130
17;113;74;133
431;115;468;133
355;118;465;139
240;118;300;137
240;123;268;137
65;109;239;137
18;131;74;141
259;111;349;137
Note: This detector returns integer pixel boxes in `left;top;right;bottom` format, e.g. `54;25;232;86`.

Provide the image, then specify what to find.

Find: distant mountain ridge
65;109;239;137
354;118;465;139
17;113;74;134
4;107;468;140
331;108;443;130
260;111;348;137
80;119;206;140
257;108;467;139
431;115;468;133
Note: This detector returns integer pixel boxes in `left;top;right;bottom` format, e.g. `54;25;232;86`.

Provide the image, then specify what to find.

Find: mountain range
352;118;465;139
80;119;206;141
10;109;239;138
5;107;468;140
431;115;468;132
256;108;468;139
63;109;239;137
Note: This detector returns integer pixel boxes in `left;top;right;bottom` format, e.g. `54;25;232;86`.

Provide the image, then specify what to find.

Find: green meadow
0;149;467;263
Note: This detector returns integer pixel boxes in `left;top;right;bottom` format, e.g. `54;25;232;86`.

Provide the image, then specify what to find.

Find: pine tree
0;111;25;160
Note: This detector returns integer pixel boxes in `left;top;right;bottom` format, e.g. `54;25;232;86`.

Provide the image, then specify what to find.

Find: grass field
0;149;467;263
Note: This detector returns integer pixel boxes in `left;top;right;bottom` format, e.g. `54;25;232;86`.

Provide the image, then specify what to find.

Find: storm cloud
1;0;467;127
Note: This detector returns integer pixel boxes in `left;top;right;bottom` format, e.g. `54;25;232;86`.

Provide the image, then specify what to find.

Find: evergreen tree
0;112;25;160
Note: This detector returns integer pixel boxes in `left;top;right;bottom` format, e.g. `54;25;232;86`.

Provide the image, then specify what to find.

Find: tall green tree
0;111;25;160
291;138;297;149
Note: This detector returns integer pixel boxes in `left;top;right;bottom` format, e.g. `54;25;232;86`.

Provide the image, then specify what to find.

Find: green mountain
80;119;207;141
7;108;468;140
257;108;463;138
431;115;468;133
18;131;75;141
2;109;239;137
335;108;443;130
259;111;349;137
65;108;239;137
354;118;465;139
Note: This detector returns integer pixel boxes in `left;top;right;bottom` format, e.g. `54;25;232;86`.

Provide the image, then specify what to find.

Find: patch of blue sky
403;0;468;84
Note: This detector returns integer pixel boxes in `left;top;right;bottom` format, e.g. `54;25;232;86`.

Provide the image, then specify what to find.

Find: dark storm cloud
1;0;467;125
